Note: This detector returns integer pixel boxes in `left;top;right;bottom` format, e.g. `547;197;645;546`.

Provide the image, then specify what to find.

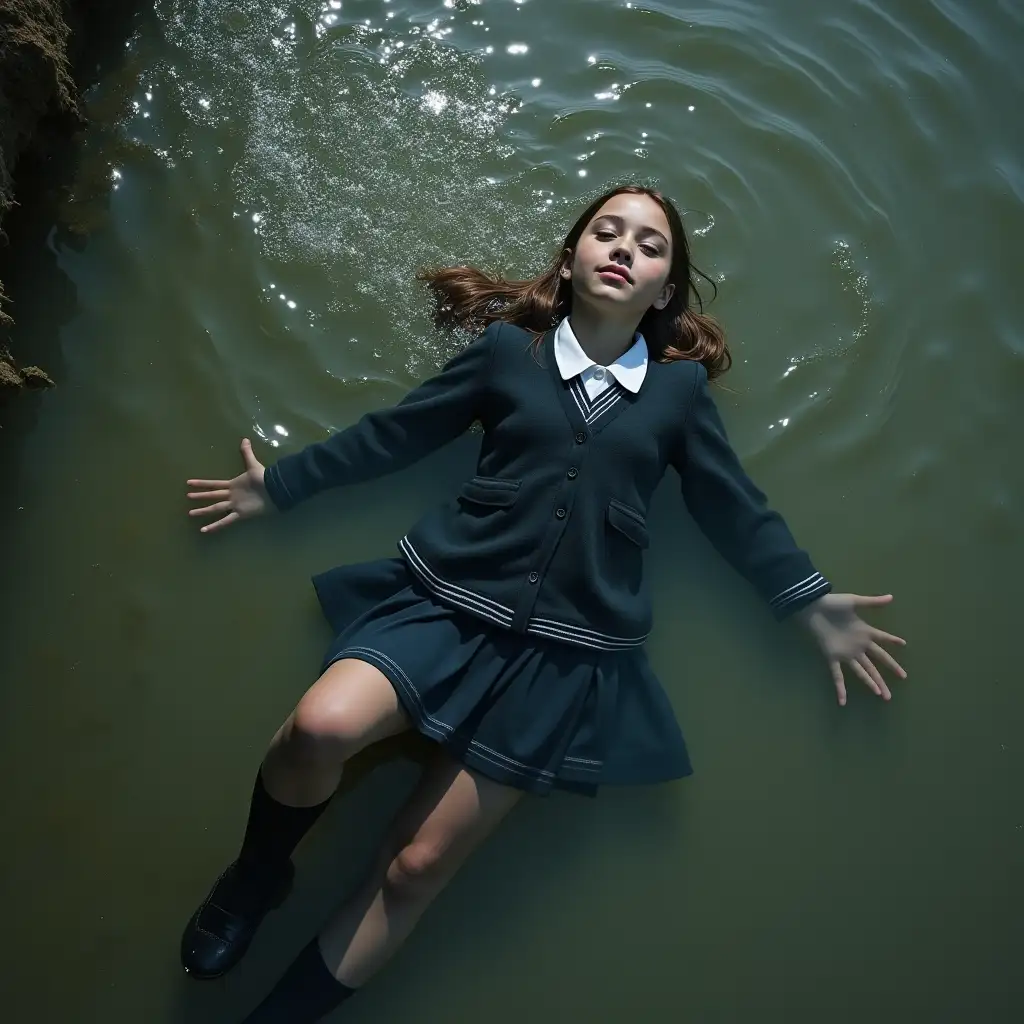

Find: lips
597;265;632;284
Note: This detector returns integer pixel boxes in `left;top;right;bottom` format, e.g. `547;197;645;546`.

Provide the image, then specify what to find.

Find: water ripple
137;0;1021;481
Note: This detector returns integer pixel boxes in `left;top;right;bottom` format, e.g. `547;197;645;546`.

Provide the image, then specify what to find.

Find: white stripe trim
399;538;514;625
775;579;830;609
526;622;644;651
399;542;649;651
770;572;825;606
770;573;827;602
528;614;648;646
569;378;590;419
587;381;621;410
401;538;513;617
570;373;600;407
569;375;624;425
586;390;622;423
589;380;618;403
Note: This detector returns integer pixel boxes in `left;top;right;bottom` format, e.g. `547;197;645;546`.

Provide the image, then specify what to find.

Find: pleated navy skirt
313;558;692;796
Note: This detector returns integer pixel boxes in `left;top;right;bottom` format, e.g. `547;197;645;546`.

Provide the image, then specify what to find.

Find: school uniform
263;318;830;796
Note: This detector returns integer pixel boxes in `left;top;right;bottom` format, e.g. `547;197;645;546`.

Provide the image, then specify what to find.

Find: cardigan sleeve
672;365;831;619
263;323;498;511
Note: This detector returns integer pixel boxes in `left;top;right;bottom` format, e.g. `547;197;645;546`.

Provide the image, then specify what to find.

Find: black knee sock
235;770;331;883
241;938;355;1023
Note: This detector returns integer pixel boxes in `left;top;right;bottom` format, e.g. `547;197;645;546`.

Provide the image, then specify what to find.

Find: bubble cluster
161;0;569;377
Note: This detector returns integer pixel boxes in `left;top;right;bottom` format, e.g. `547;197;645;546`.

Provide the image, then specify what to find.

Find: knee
384;840;451;900
285;692;363;763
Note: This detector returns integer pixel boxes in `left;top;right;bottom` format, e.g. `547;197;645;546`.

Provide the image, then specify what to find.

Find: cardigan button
567;467;578;479
555;507;566;519
575;431;587;444
528;571;540;584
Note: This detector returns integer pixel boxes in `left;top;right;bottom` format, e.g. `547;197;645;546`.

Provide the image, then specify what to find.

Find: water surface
1;1;1021;1020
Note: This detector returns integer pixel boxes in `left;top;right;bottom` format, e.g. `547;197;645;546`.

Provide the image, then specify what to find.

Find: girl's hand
186;438;269;534
797;593;907;706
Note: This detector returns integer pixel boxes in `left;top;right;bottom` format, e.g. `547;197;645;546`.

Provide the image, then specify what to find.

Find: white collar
552;317;648;393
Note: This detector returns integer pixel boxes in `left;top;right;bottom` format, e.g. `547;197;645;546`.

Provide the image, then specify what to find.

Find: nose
609;240;633;266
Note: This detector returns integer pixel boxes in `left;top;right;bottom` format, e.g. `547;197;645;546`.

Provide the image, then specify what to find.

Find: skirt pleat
315;558;692;796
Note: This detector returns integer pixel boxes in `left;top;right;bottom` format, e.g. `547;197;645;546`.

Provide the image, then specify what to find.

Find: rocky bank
0;0;138;391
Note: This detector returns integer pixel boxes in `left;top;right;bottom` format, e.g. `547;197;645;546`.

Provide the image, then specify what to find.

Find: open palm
799;593;907;705
186;438;269;534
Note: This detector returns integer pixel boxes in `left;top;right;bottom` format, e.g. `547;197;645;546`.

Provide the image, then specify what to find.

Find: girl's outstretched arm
673;364;906;703
673;364;831;618
186;323;499;531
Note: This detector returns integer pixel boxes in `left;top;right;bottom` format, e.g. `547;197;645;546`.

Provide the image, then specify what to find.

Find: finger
830;660;847;706
857;653;892;701
240;437;260;469
188;501;233;518
200;511;239;534
186;479;230;488
869;627;906;647
187;489;230;501
850;658;882;697
849;594;894;607
869;641;907;679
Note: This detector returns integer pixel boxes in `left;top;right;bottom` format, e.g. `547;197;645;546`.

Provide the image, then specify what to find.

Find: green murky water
1;1;1022;1020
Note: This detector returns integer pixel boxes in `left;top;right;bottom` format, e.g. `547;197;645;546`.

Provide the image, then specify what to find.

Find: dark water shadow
0;139;79;422
0;142;82;593
0;2;158;527
0;1;156;380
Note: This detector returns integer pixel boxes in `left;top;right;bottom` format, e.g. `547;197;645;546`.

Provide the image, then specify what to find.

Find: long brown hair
417;184;731;379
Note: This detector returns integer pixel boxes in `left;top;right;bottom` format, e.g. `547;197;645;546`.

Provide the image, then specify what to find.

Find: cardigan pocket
607;499;650;549
457;476;521;508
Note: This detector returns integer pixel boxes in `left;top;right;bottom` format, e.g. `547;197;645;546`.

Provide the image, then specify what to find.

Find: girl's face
563;193;676;319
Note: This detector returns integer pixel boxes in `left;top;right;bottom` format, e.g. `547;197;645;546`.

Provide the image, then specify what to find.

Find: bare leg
261;657;412;807
319;752;523;988
182;658;411;979
235;749;523;1019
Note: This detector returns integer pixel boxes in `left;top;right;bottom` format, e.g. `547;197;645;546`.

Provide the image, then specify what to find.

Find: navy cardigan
264;321;830;651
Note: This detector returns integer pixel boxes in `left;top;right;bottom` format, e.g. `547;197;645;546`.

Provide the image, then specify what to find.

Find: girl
182;185;906;1022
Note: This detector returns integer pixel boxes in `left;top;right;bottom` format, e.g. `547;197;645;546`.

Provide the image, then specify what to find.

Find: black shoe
180;859;295;979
